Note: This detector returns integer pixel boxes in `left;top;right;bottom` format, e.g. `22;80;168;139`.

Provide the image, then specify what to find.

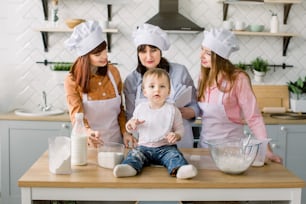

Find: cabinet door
281;124;306;203
266;125;286;163
0;120;71;204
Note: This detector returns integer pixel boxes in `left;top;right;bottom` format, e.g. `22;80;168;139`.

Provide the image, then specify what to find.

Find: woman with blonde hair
198;28;282;164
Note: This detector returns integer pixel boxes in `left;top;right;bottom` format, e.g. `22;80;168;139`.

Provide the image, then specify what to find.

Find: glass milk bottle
71;113;88;165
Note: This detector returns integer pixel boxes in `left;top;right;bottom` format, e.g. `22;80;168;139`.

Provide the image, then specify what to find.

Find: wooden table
18;148;305;204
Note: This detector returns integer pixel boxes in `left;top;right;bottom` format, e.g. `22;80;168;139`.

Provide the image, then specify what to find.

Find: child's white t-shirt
131;102;184;147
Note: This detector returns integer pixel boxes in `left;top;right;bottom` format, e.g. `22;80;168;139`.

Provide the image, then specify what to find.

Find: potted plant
50;62;72;85
251;57;269;82
236;61;249;71
287;76;306;112
50;62;72;71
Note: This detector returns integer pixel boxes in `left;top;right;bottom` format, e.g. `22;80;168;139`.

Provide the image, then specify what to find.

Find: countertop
17;149;305;203
19;148;305;189
193;113;306;126
0;111;71;122
1;111;306;125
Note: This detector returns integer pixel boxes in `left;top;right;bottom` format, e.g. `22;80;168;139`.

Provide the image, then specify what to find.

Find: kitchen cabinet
38;0;120;52
258;124;306;203
0;120;71;204
280;124;306;204
266;125;287;161
220;0;301;56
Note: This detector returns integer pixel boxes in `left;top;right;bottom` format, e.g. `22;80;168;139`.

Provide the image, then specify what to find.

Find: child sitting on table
113;68;197;179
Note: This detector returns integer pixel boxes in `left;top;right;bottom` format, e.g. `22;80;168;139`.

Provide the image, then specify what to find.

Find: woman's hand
87;129;102;148
179;107;195;120
266;149;283;164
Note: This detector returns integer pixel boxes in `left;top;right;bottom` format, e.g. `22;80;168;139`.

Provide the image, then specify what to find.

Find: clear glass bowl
205;138;261;174
97;142;125;169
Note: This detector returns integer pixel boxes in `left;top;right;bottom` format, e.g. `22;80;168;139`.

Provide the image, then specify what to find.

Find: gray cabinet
0;120;71;204
280;125;306;203
245;124;306;202
266;125;287;163
266;124;306;203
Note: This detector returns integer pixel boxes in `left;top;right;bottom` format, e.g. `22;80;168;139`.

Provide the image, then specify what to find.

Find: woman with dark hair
64;21;135;148
124;23;200;148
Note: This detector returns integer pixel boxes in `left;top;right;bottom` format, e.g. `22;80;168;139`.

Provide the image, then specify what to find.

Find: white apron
135;80;194;148
198;85;243;148
83;71;122;143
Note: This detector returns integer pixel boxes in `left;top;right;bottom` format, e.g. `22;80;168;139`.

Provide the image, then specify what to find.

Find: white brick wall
0;0;305;112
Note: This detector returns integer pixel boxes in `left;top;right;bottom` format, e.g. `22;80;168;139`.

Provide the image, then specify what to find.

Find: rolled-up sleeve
225;73;267;140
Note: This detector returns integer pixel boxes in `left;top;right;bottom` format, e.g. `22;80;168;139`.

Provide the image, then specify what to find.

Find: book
173;85;192;108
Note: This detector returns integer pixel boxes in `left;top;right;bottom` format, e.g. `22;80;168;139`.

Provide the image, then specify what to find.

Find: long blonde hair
197;52;250;101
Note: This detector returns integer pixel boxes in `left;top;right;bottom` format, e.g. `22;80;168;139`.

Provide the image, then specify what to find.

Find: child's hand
166;132;181;144
126;118;145;131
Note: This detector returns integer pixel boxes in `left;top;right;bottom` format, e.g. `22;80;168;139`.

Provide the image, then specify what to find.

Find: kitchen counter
193;113;306;127
0;111;70;122
1;111;306;125
18;148;305;203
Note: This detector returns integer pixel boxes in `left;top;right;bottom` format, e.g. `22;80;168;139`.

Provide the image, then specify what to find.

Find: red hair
70;41;107;93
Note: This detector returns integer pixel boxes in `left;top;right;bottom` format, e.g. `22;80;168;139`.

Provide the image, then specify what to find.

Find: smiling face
138;45;162;69
142;70;170;108
89;48;108;67
200;47;212;68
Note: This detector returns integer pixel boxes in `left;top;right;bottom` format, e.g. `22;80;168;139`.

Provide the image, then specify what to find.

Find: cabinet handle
280;126;286;131
62;123;69;129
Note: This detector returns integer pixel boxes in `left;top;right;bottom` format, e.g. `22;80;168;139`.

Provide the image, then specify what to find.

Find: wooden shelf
35;27;119;52
41;0;116;21
39;0;118;52
222;0;301;24
232;30;297;36
232;30;298;56
35;27;118;33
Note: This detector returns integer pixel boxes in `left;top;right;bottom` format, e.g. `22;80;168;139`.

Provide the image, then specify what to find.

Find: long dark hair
70;41;108;93
136;44;170;76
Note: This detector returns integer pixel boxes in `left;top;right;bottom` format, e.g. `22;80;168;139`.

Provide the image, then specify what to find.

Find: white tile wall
0;0;306;113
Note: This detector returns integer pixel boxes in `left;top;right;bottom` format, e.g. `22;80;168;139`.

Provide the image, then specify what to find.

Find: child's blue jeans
122;145;188;176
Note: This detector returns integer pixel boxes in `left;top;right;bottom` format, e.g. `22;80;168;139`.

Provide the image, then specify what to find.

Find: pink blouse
205;73;267;140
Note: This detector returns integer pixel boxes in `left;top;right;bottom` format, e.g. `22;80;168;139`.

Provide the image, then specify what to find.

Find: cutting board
252;85;289;112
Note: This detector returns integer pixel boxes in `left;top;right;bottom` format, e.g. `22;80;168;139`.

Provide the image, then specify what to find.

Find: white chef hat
65;20;105;57
201;28;239;59
133;23;170;51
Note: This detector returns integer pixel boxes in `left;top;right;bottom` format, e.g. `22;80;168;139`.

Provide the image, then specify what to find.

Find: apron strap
83;69;119;101
217;81;227;105
107;71;119;97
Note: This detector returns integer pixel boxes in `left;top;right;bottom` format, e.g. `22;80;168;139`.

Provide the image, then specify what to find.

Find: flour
215;156;251;174
48;136;72;174
49;156;72;174
98;152;124;169
252;160;264;167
